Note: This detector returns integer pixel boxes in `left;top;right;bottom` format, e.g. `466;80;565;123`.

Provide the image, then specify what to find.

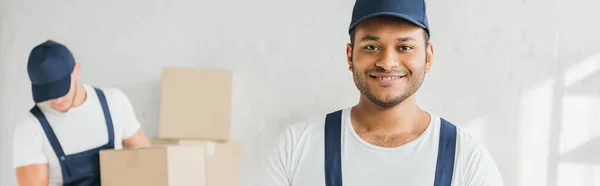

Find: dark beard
352;62;425;108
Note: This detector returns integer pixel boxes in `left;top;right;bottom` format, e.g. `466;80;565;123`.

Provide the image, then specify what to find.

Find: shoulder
12;113;46;148
453;122;491;160
440;117;504;185
13;113;43;137
94;86;129;101
275;109;350;152
271;110;337;154
86;85;132;105
286;109;347;133
280;114;327;143
438;117;490;159
12;112;52;168
288;114;327;134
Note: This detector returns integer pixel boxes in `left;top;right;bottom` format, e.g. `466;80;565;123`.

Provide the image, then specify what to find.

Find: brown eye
364;45;378;51
399;46;413;51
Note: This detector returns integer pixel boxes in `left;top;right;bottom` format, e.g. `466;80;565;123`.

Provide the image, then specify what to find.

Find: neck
351;94;429;134
71;84;87;108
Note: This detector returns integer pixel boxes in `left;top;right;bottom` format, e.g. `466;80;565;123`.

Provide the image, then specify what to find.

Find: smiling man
258;0;504;186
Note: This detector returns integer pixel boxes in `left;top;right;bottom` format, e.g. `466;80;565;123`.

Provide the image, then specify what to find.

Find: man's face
47;77;77;112
346;17;434;108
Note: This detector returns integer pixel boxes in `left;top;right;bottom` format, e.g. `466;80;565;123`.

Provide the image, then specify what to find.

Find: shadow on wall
561;137;600;165
549;52;600;186
420;0;600;185
469;49;600;186
429;46;600;186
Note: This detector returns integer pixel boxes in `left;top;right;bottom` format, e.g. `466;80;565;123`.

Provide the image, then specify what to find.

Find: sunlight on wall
557;162;600;186
557;162;586;186
564;52;600;87
555;51;600;186
559;95;600;154
557;92;600;186
596;166;600;186
518;79;554;186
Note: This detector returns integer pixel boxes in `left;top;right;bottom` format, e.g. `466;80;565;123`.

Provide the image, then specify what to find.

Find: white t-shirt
12;84;141;186
257;108;504;186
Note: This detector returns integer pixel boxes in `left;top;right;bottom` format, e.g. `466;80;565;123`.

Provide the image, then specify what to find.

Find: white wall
2;0;600;186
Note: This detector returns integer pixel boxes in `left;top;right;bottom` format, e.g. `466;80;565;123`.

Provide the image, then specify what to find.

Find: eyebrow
360;35;416;42
361;35;380;41
397;37;415;42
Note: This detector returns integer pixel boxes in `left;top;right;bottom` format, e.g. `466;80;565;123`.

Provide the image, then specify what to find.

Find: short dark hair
349;28;430;47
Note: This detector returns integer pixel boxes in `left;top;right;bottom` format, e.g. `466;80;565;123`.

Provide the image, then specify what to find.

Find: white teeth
377;76;401;80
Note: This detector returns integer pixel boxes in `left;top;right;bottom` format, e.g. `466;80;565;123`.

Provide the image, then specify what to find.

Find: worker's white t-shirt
258;108;504;186
12;84;141;186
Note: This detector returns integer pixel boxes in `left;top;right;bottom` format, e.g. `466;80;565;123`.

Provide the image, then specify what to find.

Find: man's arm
13;119;49;186
123;128;151;147
15;164;48;186
115;89;151;148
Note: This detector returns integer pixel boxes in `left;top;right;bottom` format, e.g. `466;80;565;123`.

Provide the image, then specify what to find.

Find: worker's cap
349;0;430;37
27;40;75;103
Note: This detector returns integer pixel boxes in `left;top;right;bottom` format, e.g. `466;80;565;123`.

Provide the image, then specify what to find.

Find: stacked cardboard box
100;67;240;186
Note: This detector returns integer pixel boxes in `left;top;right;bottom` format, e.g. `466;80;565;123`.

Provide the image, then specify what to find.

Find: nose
375;48;400;71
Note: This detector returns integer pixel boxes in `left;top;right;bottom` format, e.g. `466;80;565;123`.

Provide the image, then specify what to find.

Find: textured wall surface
1;0;600;185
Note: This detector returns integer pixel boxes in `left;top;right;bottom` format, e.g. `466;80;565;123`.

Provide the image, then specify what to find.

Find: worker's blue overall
324;110;457;186
29;88;114;186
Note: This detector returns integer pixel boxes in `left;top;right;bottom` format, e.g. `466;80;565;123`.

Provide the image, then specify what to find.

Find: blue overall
30;87;114;186
324;110;457;186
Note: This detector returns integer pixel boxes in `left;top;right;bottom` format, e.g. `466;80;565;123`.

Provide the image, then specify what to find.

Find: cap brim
32;75;71;103
349;12;427;32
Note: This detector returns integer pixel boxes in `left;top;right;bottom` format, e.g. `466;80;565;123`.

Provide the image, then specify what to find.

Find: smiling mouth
369;75;405;80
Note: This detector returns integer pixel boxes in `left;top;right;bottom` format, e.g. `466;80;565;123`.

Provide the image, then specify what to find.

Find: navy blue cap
27;40;75;103
349;0;430;37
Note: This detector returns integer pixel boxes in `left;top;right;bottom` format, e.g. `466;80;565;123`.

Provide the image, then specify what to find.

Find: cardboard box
158;67;233;140
100;145;206;186
151;138;241;186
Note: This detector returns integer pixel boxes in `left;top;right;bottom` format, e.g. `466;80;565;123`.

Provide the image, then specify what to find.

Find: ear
346;43;353;71
425;43;434;73
72;61;81;78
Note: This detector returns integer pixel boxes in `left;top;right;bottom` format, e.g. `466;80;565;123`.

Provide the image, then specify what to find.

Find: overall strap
433;118;458;186
324;110;343;186
30;106;67;159
94;87;115;145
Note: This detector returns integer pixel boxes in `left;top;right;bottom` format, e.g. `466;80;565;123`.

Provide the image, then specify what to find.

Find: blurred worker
13;40;152;186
